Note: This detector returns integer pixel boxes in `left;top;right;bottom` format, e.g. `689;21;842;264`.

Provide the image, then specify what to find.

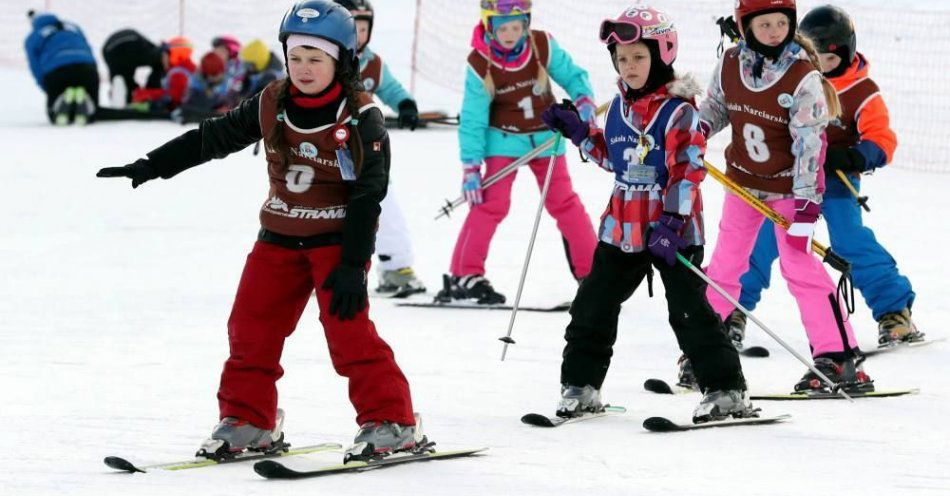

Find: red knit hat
200;52;226;76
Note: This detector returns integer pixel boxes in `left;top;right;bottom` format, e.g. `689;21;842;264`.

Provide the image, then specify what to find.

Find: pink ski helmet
599;5;678;66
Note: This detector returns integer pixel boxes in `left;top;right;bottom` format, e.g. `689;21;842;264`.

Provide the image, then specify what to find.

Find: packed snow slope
2;2;948;495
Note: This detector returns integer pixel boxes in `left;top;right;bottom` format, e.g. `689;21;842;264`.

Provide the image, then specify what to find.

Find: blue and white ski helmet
279;0;357;56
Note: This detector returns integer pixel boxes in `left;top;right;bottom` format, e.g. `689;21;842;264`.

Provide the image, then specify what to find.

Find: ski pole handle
834;170;870;213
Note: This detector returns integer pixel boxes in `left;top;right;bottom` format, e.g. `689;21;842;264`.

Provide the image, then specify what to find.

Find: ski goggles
599;19;642;45
481;0;531;15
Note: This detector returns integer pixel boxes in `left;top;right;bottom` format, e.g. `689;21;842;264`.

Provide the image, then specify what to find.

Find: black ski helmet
334;0;374;49
800;5;856;73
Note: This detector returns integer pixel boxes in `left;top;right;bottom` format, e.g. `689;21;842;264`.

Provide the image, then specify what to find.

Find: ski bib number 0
285;164;315;193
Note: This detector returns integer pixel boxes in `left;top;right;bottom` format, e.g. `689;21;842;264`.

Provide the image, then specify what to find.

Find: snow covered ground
3;3;949;495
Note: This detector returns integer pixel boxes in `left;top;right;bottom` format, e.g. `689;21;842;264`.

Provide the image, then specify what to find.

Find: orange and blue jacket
830;53;897;170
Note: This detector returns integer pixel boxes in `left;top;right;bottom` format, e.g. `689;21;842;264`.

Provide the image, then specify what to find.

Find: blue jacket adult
24;13;97;90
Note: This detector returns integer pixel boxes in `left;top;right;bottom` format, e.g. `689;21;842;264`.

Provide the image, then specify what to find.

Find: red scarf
289;81;343;109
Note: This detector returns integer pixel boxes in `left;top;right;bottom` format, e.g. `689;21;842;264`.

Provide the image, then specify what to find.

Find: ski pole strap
646;266;654;298
836;270;856;316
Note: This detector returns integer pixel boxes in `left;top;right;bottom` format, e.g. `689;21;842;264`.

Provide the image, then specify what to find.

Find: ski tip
740;346;770;358
642;417;682;432
643;378;675;395
520;413;556;427
104;456;144;473
253;460;294;479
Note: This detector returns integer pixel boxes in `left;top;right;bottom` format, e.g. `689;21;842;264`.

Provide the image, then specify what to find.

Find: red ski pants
217;241;415;429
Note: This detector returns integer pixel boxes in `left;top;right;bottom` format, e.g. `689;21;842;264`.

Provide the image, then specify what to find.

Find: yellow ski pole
834;170;870;213
703;161;851;275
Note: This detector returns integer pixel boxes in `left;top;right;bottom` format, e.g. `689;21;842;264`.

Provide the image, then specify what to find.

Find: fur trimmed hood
667;73;703;100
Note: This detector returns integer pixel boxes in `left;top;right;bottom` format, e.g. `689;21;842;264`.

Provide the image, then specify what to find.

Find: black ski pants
42;63;99;123
561;242;745;392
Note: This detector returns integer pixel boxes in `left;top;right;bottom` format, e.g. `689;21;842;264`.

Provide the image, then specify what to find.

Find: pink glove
462;163;483;205
786;198;821;254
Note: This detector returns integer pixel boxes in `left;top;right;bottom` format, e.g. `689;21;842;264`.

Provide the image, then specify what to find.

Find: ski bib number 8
742;123;770;163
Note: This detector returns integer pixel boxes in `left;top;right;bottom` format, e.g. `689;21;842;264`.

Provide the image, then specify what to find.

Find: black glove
397;99;419;131
96;158;159;188
824;146;866;175
321;264;368;320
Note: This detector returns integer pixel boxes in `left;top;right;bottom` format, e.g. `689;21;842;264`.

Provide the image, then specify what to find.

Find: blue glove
647;214;688;266
462;162;483;205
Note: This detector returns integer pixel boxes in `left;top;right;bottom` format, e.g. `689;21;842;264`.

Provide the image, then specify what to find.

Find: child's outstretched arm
97;94;264;187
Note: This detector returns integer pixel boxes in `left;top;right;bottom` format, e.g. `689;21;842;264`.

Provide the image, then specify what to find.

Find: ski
520;405;627;428
750;389;920;401
862;337;944;357
253;447;486;479
643;414;791;432
739;345;770;358
103;442;342;473
643;378;694;395
372;289;428;299
396;301;571;313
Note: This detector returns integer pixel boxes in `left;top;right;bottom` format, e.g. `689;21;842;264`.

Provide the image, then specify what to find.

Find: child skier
542;6;752;423
173;52;234;123
102;29;164;106
334;0;426;297
436;0;598;304
697;0;873;392
731;4;920;349
24;10;98;125
239;39;286;98
130;36;195;112
97;0;420;461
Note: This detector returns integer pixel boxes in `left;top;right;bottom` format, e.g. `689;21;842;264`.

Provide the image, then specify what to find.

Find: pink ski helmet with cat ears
599;5;678;66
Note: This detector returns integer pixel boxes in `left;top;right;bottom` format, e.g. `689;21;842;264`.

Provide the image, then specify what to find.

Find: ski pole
704;161;851;275
436;135;558;220
500;135;562;361
675;253;853;401
436;102;609;220
834;170;870;213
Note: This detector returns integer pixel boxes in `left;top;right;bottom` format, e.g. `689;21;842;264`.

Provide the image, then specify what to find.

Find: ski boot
556;384;604;418
433;274;506;305
72;87;95;125
196;408;287;460
877;308;924;346
725;309;747;350
676;355;699;390
50;87;76;126
343;413;426;462
693;389;758;423
794;357;874;394
376;267;426;297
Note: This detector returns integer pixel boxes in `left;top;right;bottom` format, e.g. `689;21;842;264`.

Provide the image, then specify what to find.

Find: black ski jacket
141;91;390;268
